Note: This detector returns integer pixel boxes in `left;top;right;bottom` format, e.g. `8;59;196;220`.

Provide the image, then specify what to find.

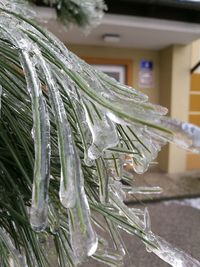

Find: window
83;57;133;86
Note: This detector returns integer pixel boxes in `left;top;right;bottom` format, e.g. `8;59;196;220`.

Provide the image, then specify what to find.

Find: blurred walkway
125;168;200;204
83;169;200;267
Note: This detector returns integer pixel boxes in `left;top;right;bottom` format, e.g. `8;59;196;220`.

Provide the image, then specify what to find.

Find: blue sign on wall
139;60;154;88
140;60;153;71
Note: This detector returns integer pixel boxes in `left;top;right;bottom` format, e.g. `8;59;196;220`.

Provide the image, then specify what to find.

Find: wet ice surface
81;198;200;267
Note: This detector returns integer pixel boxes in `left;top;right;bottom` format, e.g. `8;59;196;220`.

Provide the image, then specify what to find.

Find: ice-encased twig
144;208;151;233
83;99;119;160
0;24;51;231
0;228;27;267
109;188;144;231
19;48;51;232
146;234;200;267
68;150;98;263
96;157;110;203
92;239;124;267
128;186;163;195
0;84;2;115
51;67;94;166
34;48;77;209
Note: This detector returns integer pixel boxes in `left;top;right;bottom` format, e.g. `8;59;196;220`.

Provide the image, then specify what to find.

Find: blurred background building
36;0;200;173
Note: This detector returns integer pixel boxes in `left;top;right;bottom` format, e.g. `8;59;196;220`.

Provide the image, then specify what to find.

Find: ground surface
82;198;200;267
49;169;200;267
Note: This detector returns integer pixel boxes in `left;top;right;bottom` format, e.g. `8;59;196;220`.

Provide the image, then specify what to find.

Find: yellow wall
68;44;160;104
191;39;200;68
158;47;173;171
187;39;200;170
159;45;191;173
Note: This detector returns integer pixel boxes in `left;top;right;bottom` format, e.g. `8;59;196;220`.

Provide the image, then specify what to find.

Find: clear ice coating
83;99;119;160
3;31;52;231
104;151;123;181
144;208;151;233
0;31;50;232
1;2;200;267
129;186;163;195
0;228;27;267
34;50;77;209
68;150;98;263
20;49;51;232
0;85;2;115
93;239;124;267
146;234;200;267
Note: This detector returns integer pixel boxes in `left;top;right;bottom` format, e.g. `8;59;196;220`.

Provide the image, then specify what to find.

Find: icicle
68;150;98;263
109;179;126;201
83;100;119;160
144;208;151;233
0;228;26;267
96;158;109;203
146;234;200;267
109;189;144;230
104;151;123;181
51;67;94;166
21;51;50;231
129;186;163;195
155;117;200;153
120;125;166;174
14;39;51;232
93;248;124;267
74;99;94;166
0;85;2;115
33;48;77;209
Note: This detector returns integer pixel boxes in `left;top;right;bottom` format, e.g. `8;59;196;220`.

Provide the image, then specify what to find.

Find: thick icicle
53;70;93;166
146;234;200;267
19;48;51;231
68;150;98;263
0;84;2;115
